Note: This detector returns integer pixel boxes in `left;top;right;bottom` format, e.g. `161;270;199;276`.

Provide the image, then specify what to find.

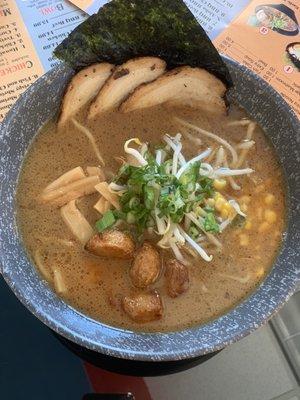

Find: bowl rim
0;57;300;362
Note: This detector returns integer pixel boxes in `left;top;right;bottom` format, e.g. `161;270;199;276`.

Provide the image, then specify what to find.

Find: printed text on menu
0;0;86;121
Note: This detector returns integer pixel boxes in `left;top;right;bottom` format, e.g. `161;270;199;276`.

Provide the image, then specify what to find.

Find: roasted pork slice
85;230;135;259
58;63;114;127
88;57;166;118
120;66;226;114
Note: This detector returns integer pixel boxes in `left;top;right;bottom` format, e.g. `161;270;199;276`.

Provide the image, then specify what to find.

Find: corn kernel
214;192;223;201
245;220;252;230
241;203;248;213
224;202;232;211
221;208;229;219
264;193;275;205
239;233;249;246
258;221;269;232
215;198;226;212
213;178;227;190
264;209;277;224
225;203;235;219
240;195;251;204
206;198;215;207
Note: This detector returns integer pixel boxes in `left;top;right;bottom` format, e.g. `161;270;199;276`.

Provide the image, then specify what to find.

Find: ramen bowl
0;58;299;373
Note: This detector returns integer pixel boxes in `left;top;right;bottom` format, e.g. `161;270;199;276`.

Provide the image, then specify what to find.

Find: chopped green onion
204;205;214;213
144;186;155;210
112;136;226;239
95;210;116;232
203;213;219;233
179;161;200;186
129;197;140;208
188;225;200;239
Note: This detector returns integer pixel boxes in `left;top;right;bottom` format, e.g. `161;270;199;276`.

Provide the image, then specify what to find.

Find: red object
84;363;152;400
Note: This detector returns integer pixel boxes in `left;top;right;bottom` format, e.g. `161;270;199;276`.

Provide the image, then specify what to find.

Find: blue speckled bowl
0;58;299;362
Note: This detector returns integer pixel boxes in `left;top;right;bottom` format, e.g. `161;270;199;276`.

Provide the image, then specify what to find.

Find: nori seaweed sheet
54;0;232;87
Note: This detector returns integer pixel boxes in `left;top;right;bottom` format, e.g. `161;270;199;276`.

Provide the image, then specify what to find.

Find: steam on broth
17;83;285;331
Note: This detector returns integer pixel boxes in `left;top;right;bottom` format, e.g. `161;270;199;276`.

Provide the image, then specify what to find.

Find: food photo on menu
0;0;299;399
247;3;299;35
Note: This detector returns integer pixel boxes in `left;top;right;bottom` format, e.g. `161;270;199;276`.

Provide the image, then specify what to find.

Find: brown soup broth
16;105;286;332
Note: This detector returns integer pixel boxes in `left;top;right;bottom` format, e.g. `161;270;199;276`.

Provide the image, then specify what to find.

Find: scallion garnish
203;212;220;233
95;210;116;232
93;133;253;263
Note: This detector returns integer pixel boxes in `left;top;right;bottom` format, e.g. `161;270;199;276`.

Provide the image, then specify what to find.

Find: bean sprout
176;118;238;165
176;148;211;179
72;119;105;166
163;134;186;166
124;138;148;166
179;227;212;262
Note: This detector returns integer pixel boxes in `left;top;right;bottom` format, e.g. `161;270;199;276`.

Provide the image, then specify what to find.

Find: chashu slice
88;57;166;119
58;63;114;127
120;66;227;114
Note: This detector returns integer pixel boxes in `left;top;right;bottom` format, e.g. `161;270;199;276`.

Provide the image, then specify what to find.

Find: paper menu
184;0;252;39
0;0;87;121
0;0;42;121
68;0;108;15
214;0;300;117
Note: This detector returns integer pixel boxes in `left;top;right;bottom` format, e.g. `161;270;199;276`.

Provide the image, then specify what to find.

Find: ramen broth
17;105;285;332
